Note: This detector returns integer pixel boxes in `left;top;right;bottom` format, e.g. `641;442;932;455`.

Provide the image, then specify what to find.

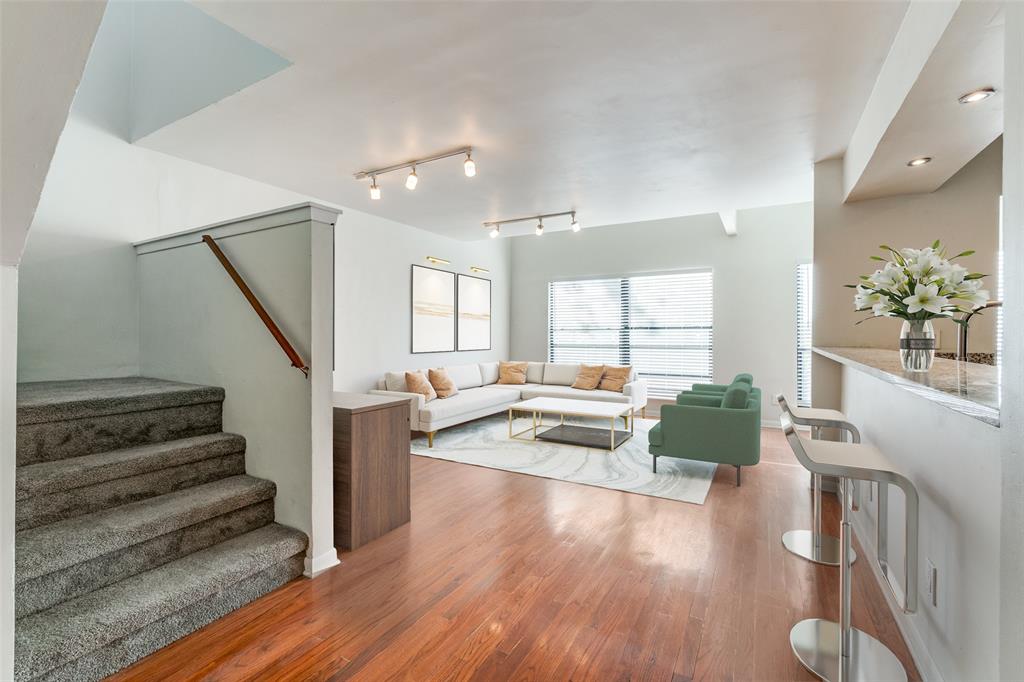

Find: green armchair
648;380;761;485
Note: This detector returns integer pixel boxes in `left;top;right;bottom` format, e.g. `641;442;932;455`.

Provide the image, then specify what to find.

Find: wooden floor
110;428;919;681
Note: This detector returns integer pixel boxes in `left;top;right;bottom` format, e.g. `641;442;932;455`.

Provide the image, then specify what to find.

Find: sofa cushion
526;362;545;383
445;363;483;389
405;371;436;402
571;364;604;390
385;370;423;392
429;368;459;398
479;362;499;385
599;365;632;392
648;422;664;447
543;363;580;386
721;383;751;409
520;385;630;403
419;387;518;422
498;361;528;385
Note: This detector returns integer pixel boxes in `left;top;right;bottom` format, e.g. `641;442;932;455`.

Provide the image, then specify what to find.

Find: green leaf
932;239;941;250
965;273;986;280
869;255;886;261
951;250;975;259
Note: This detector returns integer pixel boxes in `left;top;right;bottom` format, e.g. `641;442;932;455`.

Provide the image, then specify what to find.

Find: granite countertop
813;347;1000;427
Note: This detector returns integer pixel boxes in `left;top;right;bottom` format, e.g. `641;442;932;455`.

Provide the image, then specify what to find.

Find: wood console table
332;393;411;551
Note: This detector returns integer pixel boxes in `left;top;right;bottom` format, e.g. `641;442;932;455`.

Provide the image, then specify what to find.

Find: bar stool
780;412;918;682
776;395;858;567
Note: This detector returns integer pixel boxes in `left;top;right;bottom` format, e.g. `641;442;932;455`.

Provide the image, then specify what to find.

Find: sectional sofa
370;361;648;446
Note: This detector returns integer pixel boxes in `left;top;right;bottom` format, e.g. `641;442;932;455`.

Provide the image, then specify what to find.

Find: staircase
13;377;308;682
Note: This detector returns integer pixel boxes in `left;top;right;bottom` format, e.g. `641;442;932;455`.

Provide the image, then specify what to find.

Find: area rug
411;415;717;505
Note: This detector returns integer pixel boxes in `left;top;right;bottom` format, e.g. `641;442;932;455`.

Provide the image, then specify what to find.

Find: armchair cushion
721;383;751;409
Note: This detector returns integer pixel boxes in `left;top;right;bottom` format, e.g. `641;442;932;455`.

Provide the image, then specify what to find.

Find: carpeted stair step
16;433;247;531
16;377;225;465
16;476;275;616
14;523;307;682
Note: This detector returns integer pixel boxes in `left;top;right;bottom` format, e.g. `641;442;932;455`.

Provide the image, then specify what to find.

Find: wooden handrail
202;234;309;378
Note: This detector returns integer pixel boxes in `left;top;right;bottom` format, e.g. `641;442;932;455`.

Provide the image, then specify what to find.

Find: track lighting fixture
482;209;580;238
354;146;474;200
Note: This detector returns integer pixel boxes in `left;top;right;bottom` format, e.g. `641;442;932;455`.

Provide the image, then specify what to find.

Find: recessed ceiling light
958;87;996;104
907;157;932;167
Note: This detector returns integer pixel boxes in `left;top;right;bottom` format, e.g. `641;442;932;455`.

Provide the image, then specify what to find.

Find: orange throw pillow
405;371;436;402
599;365;632;392
428;368;459;398
571;364;604;390
497;361;528;385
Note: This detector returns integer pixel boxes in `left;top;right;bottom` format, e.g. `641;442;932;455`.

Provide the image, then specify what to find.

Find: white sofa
370;361;648;445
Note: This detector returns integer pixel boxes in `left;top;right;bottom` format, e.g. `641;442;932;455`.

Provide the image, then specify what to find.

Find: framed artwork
457;273;492;351
411;265;456;353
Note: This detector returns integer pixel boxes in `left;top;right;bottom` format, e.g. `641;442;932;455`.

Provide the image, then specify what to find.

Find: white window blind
547;271;713;398
796;263;813;407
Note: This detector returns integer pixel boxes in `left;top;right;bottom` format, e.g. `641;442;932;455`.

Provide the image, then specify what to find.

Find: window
547;271;713;398
796;263;813;407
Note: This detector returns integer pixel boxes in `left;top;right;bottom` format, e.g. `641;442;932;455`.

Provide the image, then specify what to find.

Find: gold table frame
508;405;635;452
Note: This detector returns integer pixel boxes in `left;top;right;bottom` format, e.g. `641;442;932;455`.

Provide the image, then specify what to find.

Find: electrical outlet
926;559;938;608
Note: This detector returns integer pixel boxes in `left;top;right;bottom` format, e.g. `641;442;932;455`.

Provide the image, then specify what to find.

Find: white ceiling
845;1;1004;202
137;1;909;240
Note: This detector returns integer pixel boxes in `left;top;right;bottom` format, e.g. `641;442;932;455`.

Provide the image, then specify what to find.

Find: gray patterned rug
412;415;716;505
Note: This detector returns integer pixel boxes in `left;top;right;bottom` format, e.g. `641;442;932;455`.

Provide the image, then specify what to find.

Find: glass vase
899;319;936;372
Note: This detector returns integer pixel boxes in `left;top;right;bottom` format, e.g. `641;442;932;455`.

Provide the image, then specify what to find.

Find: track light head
406;166;418;190
464;153;476;178
535;219;544;237
571;213;580;232
489;225;500;239
369;176;381;200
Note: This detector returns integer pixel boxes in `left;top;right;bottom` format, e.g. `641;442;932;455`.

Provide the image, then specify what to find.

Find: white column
305;211;340;577
0;265;18;680
1000;4;1024;678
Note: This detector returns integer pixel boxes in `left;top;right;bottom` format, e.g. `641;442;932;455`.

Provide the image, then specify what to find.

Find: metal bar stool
777;395;859;567
780;412;918;682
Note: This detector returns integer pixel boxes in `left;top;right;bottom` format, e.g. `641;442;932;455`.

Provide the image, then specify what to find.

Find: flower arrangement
851;241;990;323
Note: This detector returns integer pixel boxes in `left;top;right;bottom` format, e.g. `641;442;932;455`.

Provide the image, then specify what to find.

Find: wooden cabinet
333;393;411;551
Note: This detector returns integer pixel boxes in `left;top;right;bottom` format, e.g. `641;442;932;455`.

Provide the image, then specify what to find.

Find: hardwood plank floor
109;428;920;681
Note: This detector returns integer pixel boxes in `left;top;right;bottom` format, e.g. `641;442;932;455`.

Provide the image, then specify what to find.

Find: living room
2;1;1022;681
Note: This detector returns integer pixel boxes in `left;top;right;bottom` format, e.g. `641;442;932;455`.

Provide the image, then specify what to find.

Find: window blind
547;271;713;399
796;263;813;407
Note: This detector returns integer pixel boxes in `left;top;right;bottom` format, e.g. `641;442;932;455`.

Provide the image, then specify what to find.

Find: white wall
17;1;311;382
509;203;813;420
333;208;512;392
137;207;339;576
839;365;1001;681
999;4;1024;676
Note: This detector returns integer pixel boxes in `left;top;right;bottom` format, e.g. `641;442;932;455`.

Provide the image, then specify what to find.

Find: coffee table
508;397;634;451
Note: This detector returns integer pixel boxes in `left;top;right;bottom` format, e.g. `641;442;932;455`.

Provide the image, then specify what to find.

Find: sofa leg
641;407;647;419
428;431;435;448
653;456;658;473
736;465;741;487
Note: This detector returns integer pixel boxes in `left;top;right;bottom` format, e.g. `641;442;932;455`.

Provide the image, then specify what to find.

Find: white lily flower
951;288;990;310
854;286;886;311
872;301;895;317
902;283;949;314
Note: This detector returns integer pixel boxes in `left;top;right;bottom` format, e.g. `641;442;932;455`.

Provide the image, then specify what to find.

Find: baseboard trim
849;512;943;682
304;547;341;578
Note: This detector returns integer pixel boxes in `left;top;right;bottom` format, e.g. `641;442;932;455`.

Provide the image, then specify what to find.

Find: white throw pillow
526;362;544;383
479;361;499;385
543;363;580;386
445;363;484;389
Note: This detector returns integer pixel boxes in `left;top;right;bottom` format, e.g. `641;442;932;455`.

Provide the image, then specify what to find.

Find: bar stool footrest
790;618;907;682
782;530;857;567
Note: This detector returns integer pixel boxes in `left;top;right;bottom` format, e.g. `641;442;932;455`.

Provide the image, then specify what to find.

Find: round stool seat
789;406;851;424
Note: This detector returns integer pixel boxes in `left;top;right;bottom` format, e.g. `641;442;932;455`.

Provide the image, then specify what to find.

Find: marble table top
813;347;1000;427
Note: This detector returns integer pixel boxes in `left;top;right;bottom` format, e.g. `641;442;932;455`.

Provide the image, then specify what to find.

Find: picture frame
457;273;492;351
411;264;456;353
